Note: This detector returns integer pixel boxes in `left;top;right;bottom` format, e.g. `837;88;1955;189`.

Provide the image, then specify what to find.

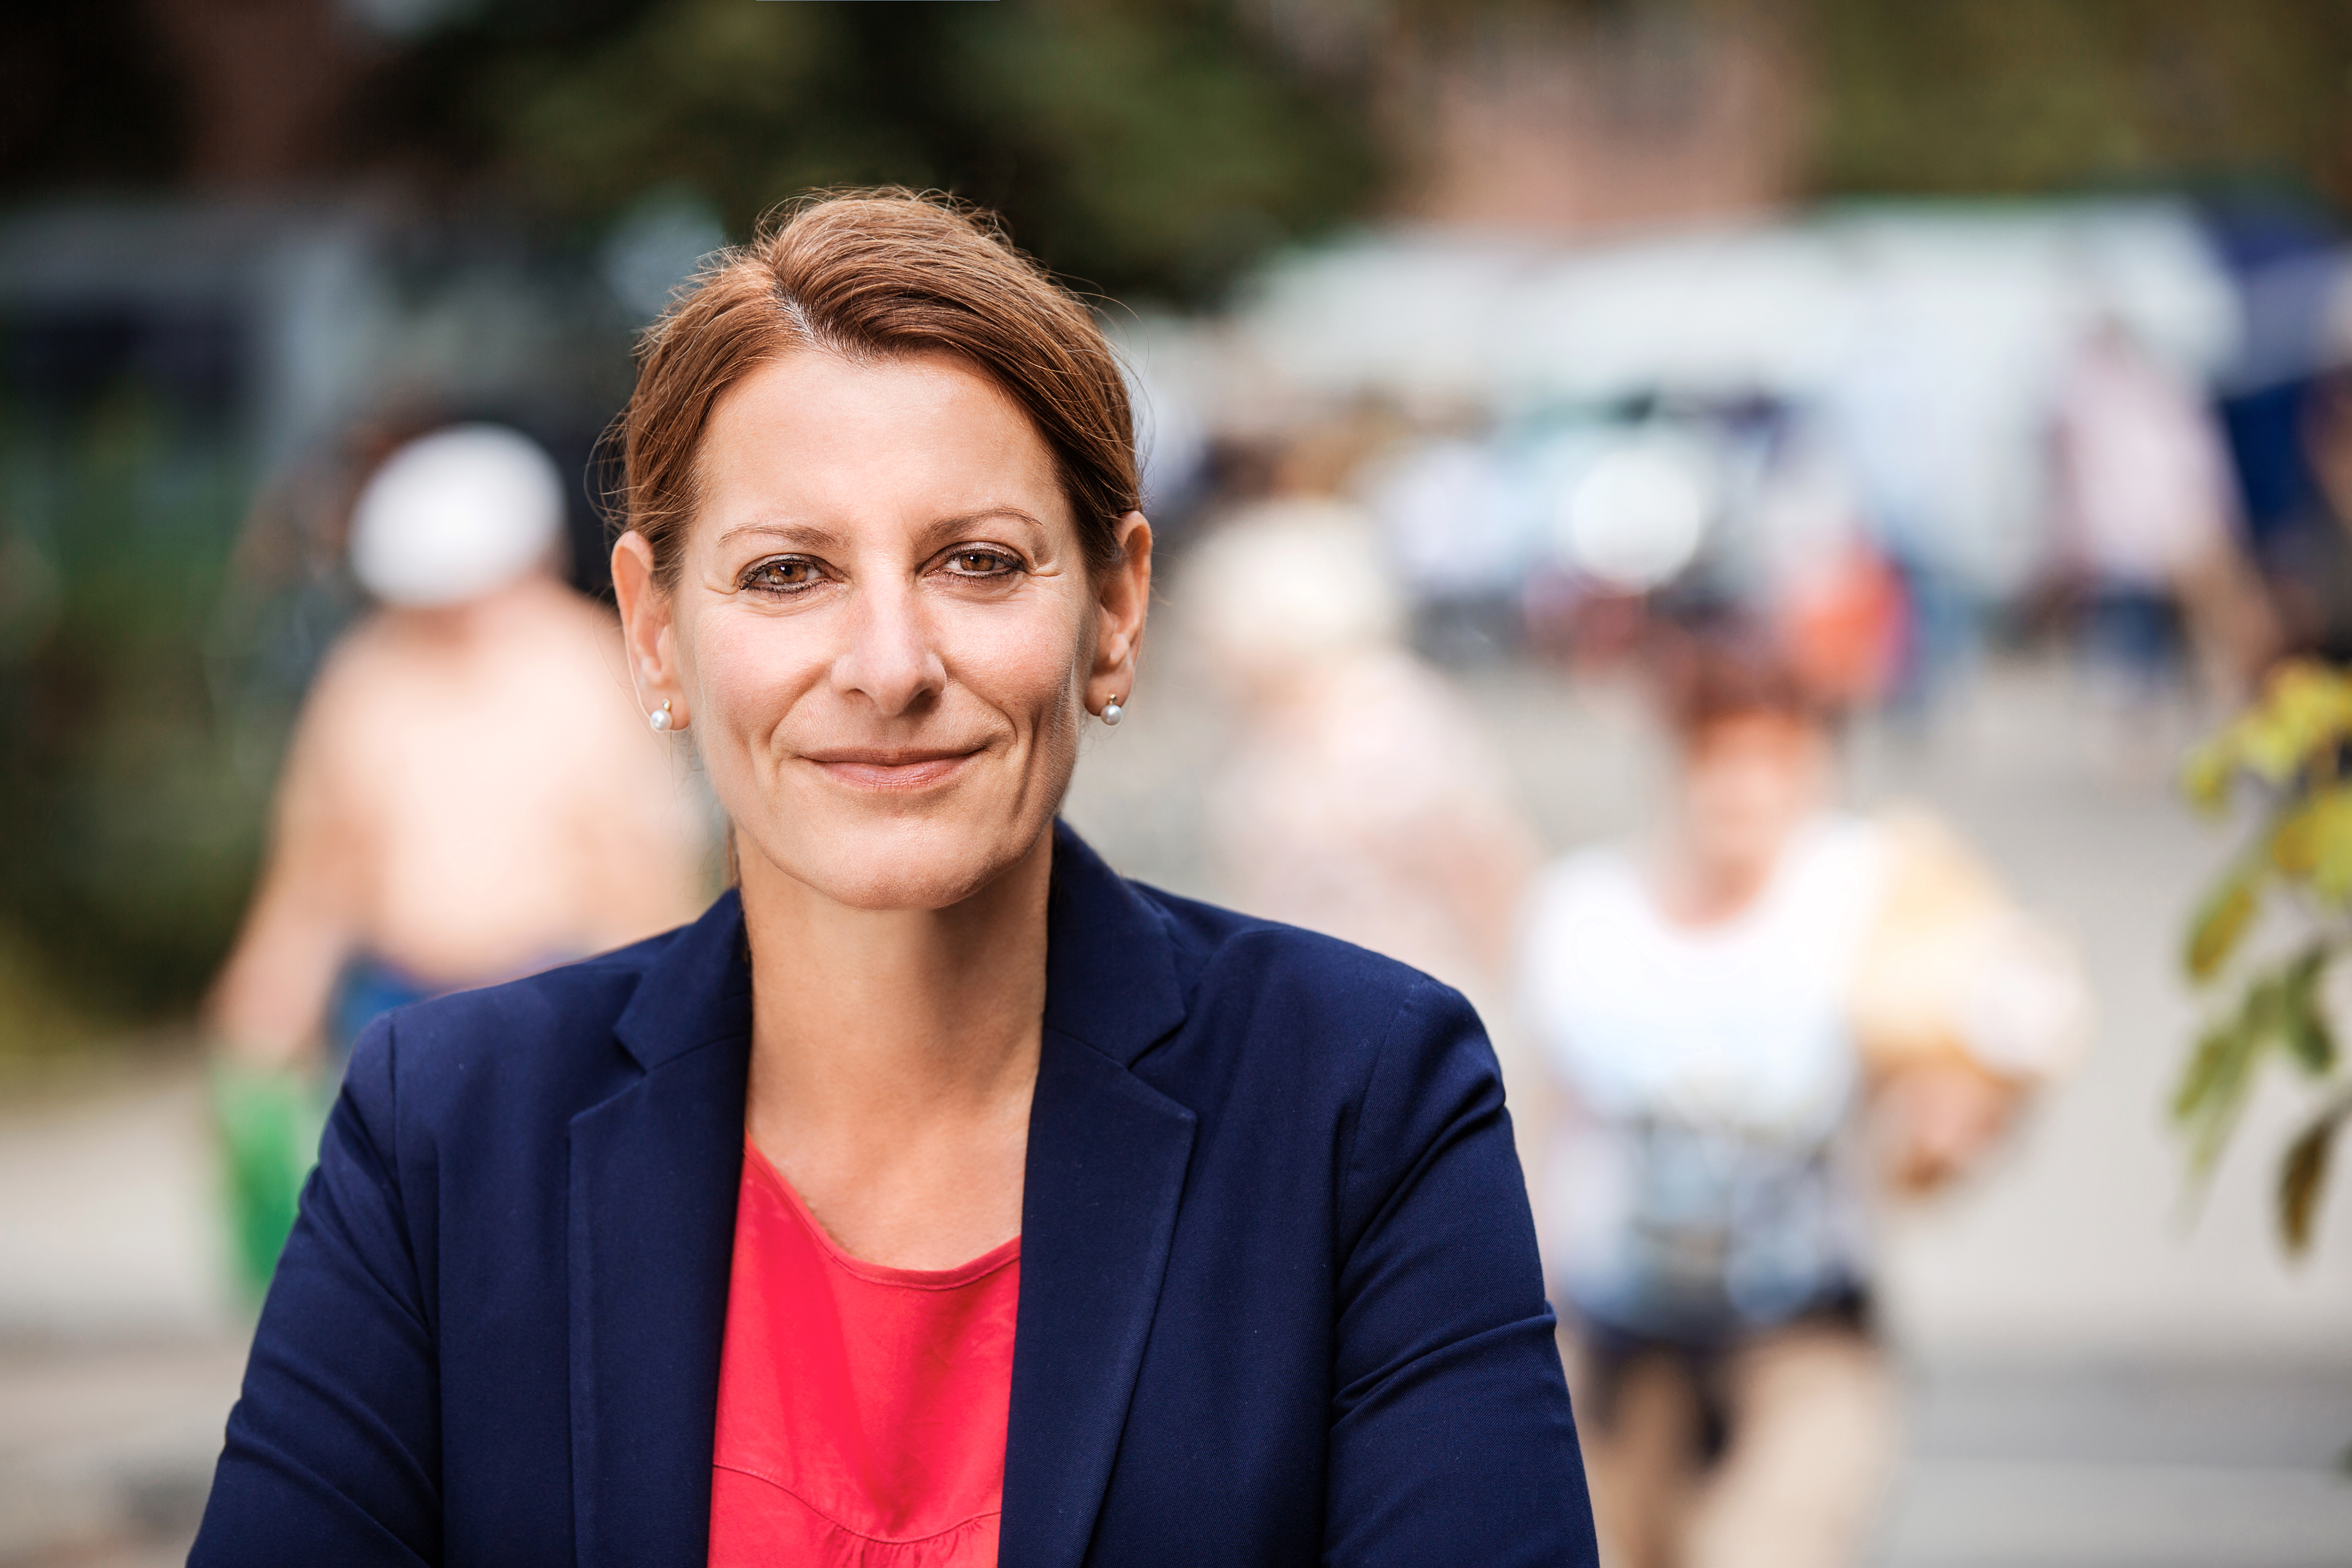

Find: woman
1518;641;2081;1568
191;192;1596;1567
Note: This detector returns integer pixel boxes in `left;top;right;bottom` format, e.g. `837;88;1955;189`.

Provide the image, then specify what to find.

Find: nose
829;575;946;717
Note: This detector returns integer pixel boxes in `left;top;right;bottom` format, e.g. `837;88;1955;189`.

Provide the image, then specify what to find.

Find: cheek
942;593;1092;730
685;608;826;723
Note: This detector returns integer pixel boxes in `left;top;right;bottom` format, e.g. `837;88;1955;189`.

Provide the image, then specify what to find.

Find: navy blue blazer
192;823;1597;1566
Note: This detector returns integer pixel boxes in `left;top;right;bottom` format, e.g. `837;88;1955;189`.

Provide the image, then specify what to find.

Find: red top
708;1140;1020;1568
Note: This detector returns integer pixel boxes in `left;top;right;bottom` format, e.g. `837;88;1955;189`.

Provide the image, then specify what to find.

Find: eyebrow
923;507;1050;541
714;520;844;552
715;508;1051;553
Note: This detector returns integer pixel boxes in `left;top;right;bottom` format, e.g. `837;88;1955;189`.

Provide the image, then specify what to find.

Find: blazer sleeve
1324;978;1600;1568
191;1015;445;1566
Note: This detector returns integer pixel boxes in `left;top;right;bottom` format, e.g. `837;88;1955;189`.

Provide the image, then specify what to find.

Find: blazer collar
571;825;1194;1568
1005;822;1199;1568
610;820;1186;1075
1041;819;1188;1067
569;891;752;1568
610;888;753;1075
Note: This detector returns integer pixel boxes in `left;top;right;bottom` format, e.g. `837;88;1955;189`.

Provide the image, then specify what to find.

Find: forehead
1683;709;1822;760
693;348;1068;536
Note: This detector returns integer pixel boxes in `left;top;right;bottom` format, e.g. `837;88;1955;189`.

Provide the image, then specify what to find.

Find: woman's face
1677;710;1828;884
614;349;1149;912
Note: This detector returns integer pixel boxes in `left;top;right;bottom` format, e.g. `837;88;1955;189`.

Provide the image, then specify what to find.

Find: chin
760;809;1051;913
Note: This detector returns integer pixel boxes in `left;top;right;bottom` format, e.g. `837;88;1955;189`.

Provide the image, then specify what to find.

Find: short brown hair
1665;631;1826;739
615;189;1138;585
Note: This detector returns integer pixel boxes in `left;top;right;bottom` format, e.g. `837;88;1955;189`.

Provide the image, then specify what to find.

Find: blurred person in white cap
206;423;709;1296
2054;319;2278;715
1518;633;2089;1568
1187;496;1547;1176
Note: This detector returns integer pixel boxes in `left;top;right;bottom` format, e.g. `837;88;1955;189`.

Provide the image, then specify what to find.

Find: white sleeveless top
1518;816;1890;1337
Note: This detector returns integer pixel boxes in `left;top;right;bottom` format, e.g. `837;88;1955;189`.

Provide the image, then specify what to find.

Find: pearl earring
1100;695;1125;727
648;699;674;733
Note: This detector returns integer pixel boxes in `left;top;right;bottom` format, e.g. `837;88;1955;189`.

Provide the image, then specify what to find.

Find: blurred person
1187;499;1548;1176
1365;426;1524;663
206;423;708;1294
2053;321;2278;708
1748;419;1909;712
2269;369;2352;661
193;192;1598;1567
1519;639;2086;1568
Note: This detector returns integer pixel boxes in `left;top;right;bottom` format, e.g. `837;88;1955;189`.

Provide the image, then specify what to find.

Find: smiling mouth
802;748;982;792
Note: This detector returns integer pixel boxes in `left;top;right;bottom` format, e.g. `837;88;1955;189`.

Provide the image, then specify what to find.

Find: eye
741;556;824;594
939;547;1022;579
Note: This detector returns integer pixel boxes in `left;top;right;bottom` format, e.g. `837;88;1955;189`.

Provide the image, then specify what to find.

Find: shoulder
345;923;686;1127
1125;881;1492;1100
1141;880;1461;1013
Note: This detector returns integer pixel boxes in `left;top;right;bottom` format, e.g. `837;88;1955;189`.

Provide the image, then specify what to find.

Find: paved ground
2;652;2349;1565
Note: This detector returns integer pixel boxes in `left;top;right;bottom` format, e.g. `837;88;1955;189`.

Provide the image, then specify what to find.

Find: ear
612;530;686;726
1087;512;1152;714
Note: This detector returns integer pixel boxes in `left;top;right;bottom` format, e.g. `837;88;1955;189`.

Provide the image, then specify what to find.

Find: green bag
209;1060;329;1300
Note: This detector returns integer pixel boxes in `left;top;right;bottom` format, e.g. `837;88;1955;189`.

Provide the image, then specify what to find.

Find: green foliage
462;0;1380;304
2280;1092;2350;1254
2184;861;2261;982
0;375;271;1035
2176;660;2352;1256
1811;0;2352;206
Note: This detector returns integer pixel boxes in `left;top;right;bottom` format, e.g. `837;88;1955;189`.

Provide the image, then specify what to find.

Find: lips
801;748;980;791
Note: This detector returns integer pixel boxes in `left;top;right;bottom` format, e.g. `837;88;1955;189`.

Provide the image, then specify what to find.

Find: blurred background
7;0;2352;1563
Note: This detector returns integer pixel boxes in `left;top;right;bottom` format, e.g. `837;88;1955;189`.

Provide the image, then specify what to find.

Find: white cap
348;425;566;608
1186;499;1403;679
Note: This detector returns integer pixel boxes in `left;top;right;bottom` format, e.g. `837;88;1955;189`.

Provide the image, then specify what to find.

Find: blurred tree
452;0;1380;303
2177;660;2352;1256
1808;0;2352;206
4;2;1380;305
0;335;263;1029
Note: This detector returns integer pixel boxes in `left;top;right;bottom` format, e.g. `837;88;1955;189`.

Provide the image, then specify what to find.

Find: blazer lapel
564;831;1193;1568
1000;826;1196;1568
568;893;753;1568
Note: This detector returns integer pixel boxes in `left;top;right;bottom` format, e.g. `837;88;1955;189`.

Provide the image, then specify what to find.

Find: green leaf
2184;866;2261;983
2278;947;2340;1077
2238;662;2352;783
2312;794;2352;905
2270;797;2326;876
2180;735;2237;817
2269;788;2352;902
2281;1107;2341;1255
2173;1021;2238;1123
2177;998;2272;1181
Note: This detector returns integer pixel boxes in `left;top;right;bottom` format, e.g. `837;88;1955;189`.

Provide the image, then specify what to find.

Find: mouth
800;746;983;792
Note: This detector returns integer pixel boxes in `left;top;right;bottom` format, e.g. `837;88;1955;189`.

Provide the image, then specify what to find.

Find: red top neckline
742;1140;1022;1290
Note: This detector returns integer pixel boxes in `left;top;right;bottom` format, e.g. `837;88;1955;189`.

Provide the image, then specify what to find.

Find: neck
388;572;564;648
1657;845;1777;928
738;828;1052;1132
